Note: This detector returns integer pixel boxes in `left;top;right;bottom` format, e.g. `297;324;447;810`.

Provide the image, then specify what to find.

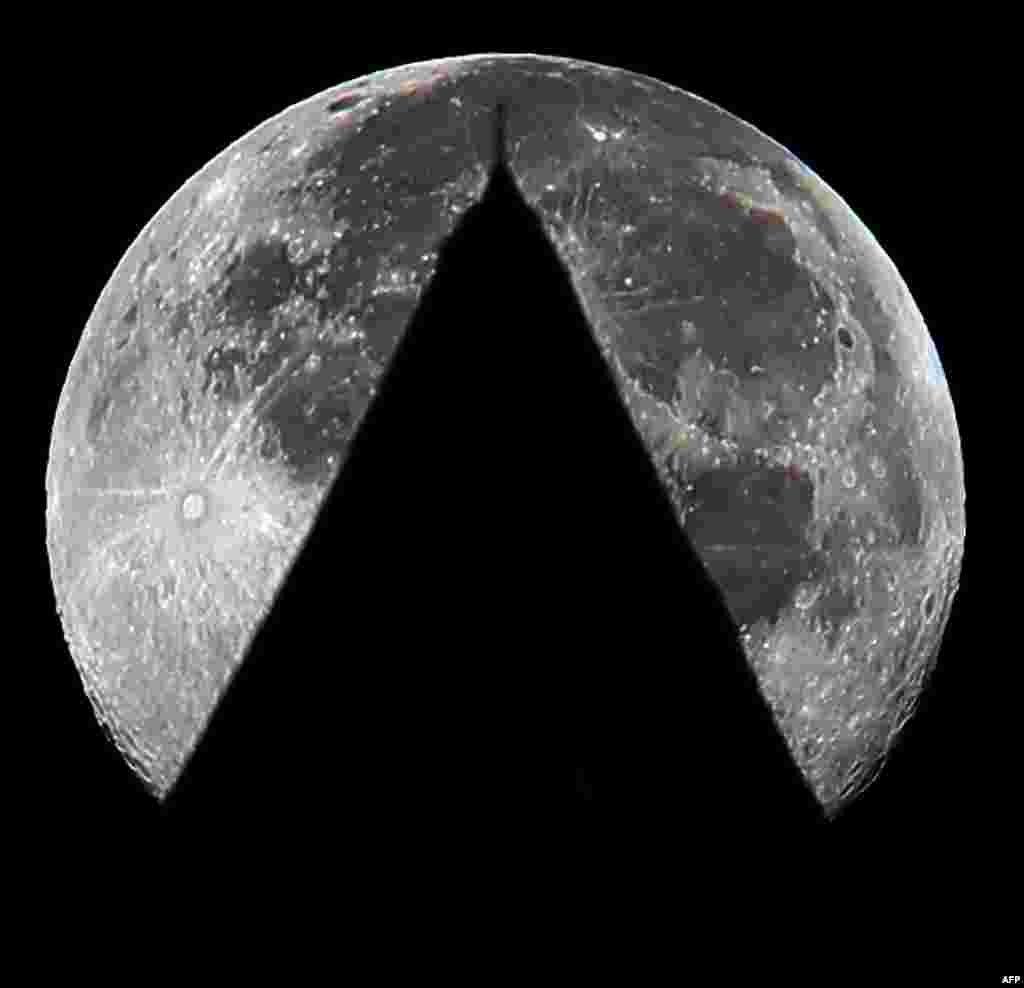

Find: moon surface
46;54;964;811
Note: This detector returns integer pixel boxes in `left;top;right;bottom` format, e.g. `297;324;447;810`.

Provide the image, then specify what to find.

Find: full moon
45;54;964;812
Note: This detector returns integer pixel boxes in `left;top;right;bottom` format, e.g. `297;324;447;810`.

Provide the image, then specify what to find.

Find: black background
28;40;996;880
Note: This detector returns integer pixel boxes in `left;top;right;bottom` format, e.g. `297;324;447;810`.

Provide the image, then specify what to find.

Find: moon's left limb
47;62;503;796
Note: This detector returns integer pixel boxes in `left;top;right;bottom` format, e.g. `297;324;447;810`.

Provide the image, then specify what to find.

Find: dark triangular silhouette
163;147;824;834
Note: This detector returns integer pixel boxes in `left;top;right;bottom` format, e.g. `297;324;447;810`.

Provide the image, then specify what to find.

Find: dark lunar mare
682;456;820;632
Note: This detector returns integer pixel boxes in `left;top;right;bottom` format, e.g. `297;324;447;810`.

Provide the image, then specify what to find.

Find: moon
45;54;964;812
